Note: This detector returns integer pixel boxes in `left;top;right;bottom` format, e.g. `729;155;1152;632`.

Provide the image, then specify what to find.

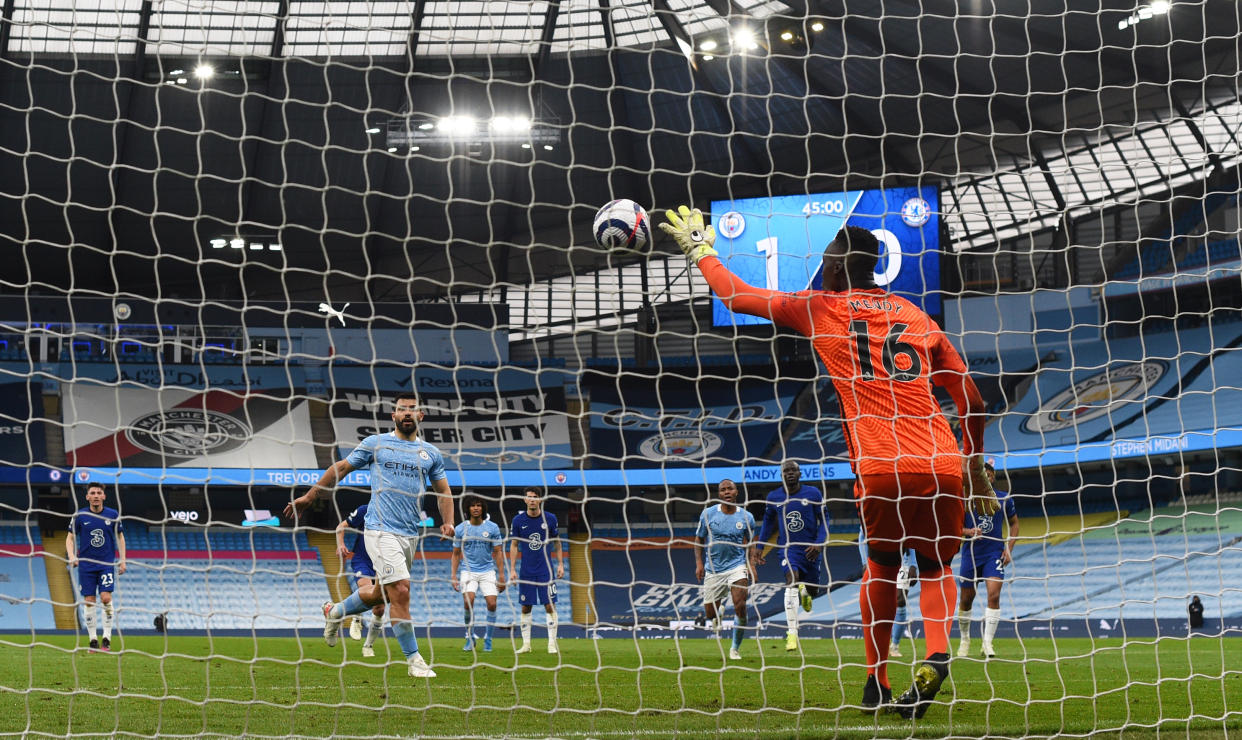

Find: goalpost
1;1;1241;737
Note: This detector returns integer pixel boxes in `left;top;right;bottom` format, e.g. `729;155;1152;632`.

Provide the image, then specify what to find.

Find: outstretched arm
284;459;356;520
660;206;814;333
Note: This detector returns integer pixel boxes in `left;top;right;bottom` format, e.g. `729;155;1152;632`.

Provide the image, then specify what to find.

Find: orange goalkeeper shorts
857;472;965;565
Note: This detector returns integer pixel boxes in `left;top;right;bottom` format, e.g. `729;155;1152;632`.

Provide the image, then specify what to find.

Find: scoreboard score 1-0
710;185;941;327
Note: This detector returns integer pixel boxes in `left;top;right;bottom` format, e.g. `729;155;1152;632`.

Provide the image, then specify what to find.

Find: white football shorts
702;564;749;605
460;569;499;597
364;529;418;586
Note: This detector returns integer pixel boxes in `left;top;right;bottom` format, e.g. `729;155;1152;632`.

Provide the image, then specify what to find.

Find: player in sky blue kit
335;503;386;657
451;495;506;652
66;481;126;652
508;486;565;655
957;459;1020;659
286;392;456;679
694;478;757;661
756;460;828;652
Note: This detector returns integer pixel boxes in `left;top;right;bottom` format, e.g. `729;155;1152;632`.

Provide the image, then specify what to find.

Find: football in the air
593;199;651;255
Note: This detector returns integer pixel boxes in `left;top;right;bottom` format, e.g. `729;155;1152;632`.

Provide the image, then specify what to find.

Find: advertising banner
586;378;802;467
63;386;317;469
0;382;45;465
986;324;1242;466
329;366;573;470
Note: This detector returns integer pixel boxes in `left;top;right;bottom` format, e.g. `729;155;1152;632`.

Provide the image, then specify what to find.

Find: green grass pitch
1;634;1238;738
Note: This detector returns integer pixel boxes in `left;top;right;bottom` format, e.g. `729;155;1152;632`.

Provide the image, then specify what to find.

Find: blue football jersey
963;489;1016;555
511;511;558;579
454;519;502;572
758;484;828;548
346;433;447;537
345;503;369;559
72;507;123;565
696;505;756;574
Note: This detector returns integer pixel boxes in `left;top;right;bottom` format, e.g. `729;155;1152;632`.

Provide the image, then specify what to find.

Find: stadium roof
1;0;1239;302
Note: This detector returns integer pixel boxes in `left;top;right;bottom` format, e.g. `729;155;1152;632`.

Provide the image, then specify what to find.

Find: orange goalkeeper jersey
700;256;970;478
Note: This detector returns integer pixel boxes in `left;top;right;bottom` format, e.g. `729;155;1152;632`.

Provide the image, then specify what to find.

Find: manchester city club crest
126;409;251;457
637;431;723;461
1021;360;1168;433
717;211;746;239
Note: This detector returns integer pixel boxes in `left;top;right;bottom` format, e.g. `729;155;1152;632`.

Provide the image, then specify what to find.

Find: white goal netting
0;1;1240;738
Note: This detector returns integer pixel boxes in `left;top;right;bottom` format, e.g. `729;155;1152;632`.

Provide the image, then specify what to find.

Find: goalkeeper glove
658;205;718;262
964;454;1000;516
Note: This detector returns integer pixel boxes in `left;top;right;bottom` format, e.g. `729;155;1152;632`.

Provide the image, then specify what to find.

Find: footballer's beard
397;418;418;436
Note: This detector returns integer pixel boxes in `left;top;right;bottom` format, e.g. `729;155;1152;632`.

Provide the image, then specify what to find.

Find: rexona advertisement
329;366;573;470
710;185;942;326
587;378;802;467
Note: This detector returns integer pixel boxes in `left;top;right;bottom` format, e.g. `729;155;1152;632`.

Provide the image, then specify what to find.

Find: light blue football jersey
454;519;502;573
346;433;447;537
696;504;756;574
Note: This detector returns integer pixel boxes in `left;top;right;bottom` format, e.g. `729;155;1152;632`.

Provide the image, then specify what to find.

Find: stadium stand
103;524;569;630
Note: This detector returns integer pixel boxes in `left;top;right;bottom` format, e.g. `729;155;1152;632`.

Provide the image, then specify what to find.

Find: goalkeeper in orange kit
661;205;998;719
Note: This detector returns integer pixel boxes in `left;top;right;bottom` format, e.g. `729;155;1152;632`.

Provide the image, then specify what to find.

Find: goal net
1;1;1240;737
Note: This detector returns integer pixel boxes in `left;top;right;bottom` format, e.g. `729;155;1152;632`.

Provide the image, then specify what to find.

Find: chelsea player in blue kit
695;478;757;661
451;495;506;652
508;487;565;654
956;459;1019;659
286;393;456;679
335;503;386;657
66;481;126;651
756;460;828;652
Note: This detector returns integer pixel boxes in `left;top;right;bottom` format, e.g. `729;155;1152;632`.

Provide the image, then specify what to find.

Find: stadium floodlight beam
194;64;215;80
733;28;758;51
438;115;476;137
387;113;560;147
